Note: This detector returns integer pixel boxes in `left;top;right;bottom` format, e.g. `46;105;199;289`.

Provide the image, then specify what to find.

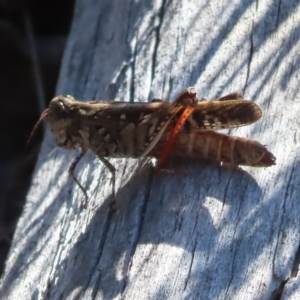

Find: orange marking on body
156;106;196;169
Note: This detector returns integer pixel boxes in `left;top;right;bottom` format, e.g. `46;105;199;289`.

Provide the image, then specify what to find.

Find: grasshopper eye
58;100;65;108
63;95;74;100
55;99;69;112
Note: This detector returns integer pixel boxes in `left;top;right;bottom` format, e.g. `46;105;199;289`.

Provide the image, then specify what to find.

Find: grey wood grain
1;0;300;299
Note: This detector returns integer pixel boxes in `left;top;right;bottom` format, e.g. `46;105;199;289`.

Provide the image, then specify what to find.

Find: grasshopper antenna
25;108;49;151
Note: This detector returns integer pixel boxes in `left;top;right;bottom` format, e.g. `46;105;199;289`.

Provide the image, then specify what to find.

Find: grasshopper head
47;95;83;149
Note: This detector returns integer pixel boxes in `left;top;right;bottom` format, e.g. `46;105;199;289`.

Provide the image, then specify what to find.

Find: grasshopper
31;87;275;201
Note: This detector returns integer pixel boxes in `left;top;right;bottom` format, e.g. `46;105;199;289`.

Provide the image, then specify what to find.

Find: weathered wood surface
1;0;300;299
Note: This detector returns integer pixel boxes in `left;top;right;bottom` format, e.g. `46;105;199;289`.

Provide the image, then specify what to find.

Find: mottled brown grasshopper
31;87;275;201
